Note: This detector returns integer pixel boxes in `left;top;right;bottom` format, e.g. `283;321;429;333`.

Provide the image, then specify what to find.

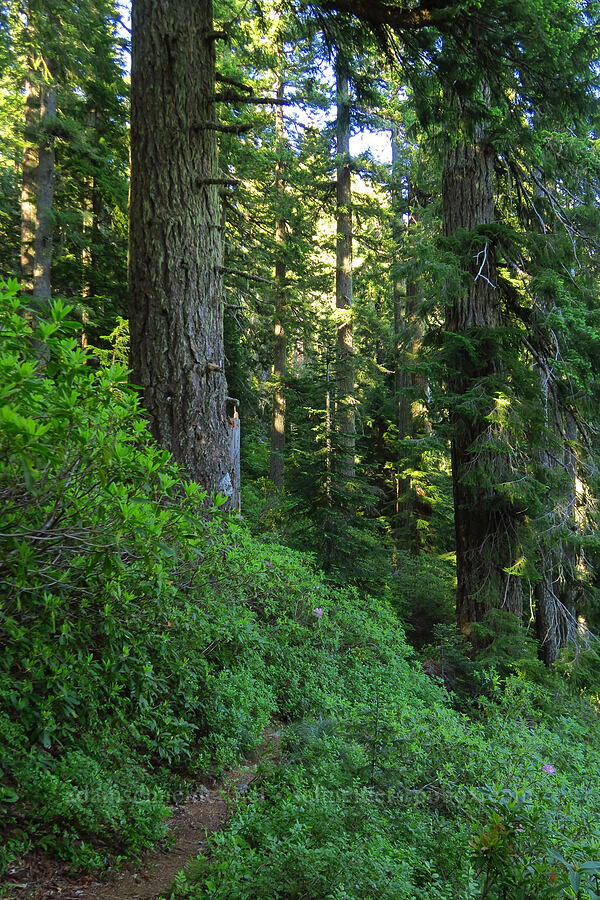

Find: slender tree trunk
335;53;355;477
33;82;56;301
129;0;231;496
270;50;287;489
442;104;523;634
391;126;413;542
20;77;38;292
391;128;429;549
391;126;407;440
324;335;333;570
82;110;100;308
81;176;94;349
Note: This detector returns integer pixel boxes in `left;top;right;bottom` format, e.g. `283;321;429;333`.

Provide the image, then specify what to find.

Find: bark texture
129;0;231;496
33;83;56;301
20;78;38;292
442;115;523;633
269;55;286;489
335;54;355;478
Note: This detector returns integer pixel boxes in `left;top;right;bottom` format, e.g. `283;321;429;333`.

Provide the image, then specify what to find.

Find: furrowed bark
33;82;56;301
442;104;523;634
129;0;231;497
20;77;37;292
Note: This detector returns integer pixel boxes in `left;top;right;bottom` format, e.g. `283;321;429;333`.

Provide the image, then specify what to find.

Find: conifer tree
129;0;232;495
335;49;355;477
270;29;287;489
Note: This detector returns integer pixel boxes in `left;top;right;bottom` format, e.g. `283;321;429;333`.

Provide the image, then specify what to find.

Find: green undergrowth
2;285;600;899
168;677;600;899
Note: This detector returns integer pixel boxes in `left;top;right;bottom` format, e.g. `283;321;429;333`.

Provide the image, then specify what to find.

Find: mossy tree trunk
20;76;38;292
33;81;56;301
442;107;523;634
129;0;231;496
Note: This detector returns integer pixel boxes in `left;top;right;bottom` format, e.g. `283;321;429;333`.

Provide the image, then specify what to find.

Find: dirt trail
2;729;281;900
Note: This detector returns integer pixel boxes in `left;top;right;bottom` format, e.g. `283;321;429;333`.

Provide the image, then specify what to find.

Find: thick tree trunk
33;83;56;301
20;77;38;292
129;0;231;496
269;56;286;489
335;54;355;478
442;112;523;634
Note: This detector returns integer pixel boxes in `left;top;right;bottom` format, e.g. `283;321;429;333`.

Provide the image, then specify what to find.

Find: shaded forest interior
4;0;600;897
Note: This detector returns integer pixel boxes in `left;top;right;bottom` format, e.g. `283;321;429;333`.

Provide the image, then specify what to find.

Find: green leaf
569;870;582;894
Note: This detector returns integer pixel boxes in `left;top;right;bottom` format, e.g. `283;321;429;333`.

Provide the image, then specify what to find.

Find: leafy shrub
3;284;600;900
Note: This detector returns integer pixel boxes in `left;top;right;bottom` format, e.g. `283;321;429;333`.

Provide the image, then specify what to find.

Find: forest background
4;0;600;897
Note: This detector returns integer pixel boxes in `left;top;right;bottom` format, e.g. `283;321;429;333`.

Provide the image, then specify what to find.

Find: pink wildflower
314;607;323;619
542;764;555;775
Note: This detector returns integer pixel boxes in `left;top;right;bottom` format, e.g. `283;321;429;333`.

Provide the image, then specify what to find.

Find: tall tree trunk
269;49;286;489
391;126;407;441
20;77;38;292
391;127;430;549
442;104;523;634
33;82;56;301
129;0;231;497
335;53;354;478
82;109;100;307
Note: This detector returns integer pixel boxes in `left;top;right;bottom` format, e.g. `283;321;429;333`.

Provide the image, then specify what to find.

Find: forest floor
1;729;282;900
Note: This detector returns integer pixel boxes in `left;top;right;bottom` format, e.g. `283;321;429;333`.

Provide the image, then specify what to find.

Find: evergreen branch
215;73;253;94
219;266;275;285
215;93;293;105
195;121;253;134
317;0;444;30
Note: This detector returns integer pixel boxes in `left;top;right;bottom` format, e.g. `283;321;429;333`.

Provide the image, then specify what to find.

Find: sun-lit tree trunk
129;0;232;497
442;101;523;634
335;52;355;478
20;77;38;292
82;110;101;310
269;46;287;489
33;82;56;301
